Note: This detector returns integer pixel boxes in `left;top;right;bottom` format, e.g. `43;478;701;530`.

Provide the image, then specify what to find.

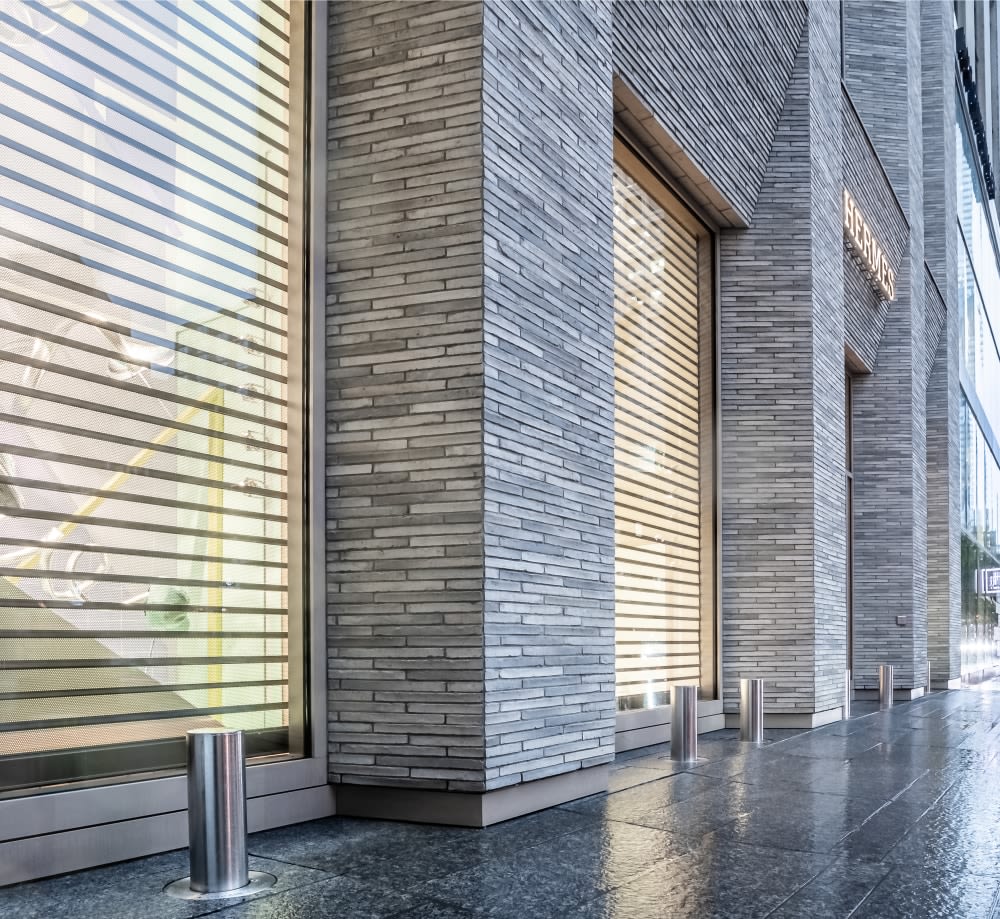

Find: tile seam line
244;850;344;875
759;855;838;919
843;864;898;919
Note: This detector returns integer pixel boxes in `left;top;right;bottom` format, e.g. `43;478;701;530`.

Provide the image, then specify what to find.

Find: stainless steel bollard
843;669;852;721
739;678;764;744
670;685;699;763
188;728;248;893
878;664;894;710
164;728;275;901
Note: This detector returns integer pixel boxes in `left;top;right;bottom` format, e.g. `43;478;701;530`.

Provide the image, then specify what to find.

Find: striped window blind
613;156;706;710
0;0;305;793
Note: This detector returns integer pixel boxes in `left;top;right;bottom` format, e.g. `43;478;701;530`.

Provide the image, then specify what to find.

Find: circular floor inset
163;871;277;901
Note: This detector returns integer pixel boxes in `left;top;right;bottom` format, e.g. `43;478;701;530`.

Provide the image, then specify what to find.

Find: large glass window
612;139;715;711
0;0;308;794
960;398;1000;674
957;101;1000;435
957;97;1000;678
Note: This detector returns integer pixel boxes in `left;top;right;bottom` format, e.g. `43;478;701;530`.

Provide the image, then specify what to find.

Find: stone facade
325;0;966;800
326;1;487;791
842;95;907;373
716;3;850;719
613;0;806;225
845;0;931;693
0;0;985;890
481;0;617;789
922;0;963;688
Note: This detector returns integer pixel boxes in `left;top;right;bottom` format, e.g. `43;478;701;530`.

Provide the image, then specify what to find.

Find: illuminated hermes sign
843;189;896;301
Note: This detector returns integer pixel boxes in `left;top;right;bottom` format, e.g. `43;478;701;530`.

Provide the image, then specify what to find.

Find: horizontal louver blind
0;0;295;787
613;162;702;708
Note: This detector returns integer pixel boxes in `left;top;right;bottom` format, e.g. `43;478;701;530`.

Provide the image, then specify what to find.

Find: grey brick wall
326;0;488;791
922;0;962;685
922;1;959;297
846;0;929;691
613;0;806;225
321;0;964;792
808;2;850;715
844;0;916;218
842;97;908;372
717;3;847;716
480;0;616;790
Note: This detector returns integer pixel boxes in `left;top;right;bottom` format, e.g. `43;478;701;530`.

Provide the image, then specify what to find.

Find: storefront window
957;95;1000;678
0;0;308;793
612;139;715;710
957;102;1000;438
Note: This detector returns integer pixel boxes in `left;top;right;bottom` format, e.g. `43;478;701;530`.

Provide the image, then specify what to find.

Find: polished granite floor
6;690;1000;918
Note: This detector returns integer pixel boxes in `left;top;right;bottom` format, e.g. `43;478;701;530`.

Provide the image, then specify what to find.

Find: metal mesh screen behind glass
0;0;302;793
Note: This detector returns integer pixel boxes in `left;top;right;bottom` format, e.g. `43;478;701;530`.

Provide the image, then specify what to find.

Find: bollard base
164;871;277;901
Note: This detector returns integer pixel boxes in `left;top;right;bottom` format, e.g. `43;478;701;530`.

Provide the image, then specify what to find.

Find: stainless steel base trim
853;687;925;701
0;783;334;887
723;706;844;729
335;763;611;828
615;702;723;753
163;871;277;901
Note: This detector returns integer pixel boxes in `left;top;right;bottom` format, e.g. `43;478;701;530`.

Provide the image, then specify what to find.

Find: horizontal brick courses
324;0;965;798
327;0;487;791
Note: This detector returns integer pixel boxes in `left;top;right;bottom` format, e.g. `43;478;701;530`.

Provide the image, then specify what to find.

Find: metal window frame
0;2;331;886
845;371;855;674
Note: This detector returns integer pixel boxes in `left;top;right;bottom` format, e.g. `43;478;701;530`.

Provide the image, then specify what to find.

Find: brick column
326;0;617;819
480;0;617;790
844;0;929;694
326;0;488;793
922;0;962;688
718;2;846;724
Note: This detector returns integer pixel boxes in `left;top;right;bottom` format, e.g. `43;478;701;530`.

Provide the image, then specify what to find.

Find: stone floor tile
507;820;695;891
607;763;686;793
340;840;486;891
827;795;937;863
446;806;599;861
210;876;417;919
765;859;893;919
710;788;884;853
881;794;1000;876
0;852;327;919
566;840;832;919
388;900;479;919
773;733;887;760
849;865;1000;919
560;771;720;823
247;817;465;875
614;743;669;763
416;856;604;919
697;750;929;802
8;690;1000;919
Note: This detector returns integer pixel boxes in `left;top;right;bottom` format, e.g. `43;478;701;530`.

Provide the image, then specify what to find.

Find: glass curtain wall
612;138;715;711
960;399;1000;673
957;94;1000;677
0;0;308;794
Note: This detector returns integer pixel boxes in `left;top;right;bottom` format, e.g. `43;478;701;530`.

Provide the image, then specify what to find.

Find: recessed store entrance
610;137;717;748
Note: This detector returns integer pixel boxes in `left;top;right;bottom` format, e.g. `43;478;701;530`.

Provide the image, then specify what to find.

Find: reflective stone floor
6;690;1000;918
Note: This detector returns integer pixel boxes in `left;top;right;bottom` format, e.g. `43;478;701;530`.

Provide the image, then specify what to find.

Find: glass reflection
957;100;1000;680
0;0;304;793
612;155;710;711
